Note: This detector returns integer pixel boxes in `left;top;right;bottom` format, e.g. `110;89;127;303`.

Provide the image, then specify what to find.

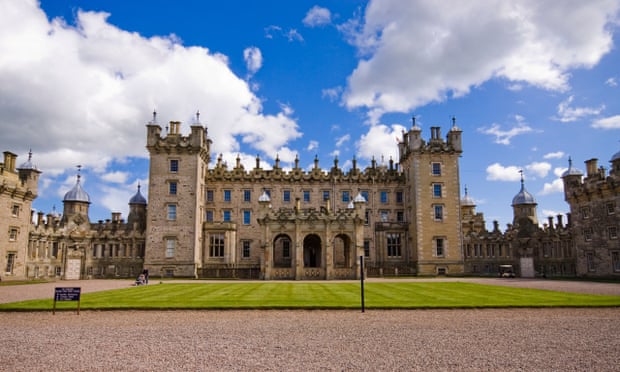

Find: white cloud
356;124;406;163
335;134;351;147
100;171;129;184
243;46;263;75
322;86;343;102
303;6;332;27
0;1;301;176
592;115;620;129
554;167;568;177
478;116;533;145
486;163;522;181
540;178;564;195
306;140;319;152
555;95;604;122
605;77;618;87
265;25;304;42
525;162;551;178
543;151;565;159
340;0;620;121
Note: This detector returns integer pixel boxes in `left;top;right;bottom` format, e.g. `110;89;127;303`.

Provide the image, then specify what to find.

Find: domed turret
62;167;91;226
460;186;475;207
511;172;538;226
561;157;583;178
129;184;147;205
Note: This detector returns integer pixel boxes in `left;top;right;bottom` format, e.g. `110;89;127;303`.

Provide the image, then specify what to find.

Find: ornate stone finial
452;116;456;127
196;110;200;123
412;115;416;127
294;154;299;169
76;164;82;183
314;155;319;169
152;110;157;124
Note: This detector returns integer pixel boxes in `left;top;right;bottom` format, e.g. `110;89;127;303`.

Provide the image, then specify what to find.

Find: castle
1;115;618;280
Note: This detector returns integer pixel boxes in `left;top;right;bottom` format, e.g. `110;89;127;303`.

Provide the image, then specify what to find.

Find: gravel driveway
0;278;618;371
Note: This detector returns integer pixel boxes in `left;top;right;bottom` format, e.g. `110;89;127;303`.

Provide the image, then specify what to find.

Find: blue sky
1;0;619;229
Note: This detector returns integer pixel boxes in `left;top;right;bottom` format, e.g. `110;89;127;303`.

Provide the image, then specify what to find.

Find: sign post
360;255;365;313
53;287;81;315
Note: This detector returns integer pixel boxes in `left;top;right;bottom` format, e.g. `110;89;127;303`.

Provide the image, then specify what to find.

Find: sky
1;0;619;229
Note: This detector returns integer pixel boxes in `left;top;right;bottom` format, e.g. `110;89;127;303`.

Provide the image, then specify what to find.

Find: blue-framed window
342;191;350;202
169;181;177;195
169;159;178;172
433;184;442;198
243;190;251;202
283;190;291;202
223;210;231;222
206;190;214;202
303;190;310;202
167;204;177;220
380;191;388;204
205;210;213;222
396;191;403;203
243;210;251;225
361;191;369;202
432;162;441;176
434;205;443;221
323;191;330;201
242;240;251;258
224;190;231;202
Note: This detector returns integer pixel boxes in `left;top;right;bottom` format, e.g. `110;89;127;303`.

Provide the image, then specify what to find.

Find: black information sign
53;287;81;314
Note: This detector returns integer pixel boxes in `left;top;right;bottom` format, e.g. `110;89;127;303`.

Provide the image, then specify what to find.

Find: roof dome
353;192;367;203
512;176;536;205
561;157;583;177
63;174;91;203
461;187;475;206
129;184;147;205
611;149;620;162
16;150;37;171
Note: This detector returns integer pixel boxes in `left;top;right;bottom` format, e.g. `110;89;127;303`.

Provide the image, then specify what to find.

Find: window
363;240;370;257
243;210;251;225
432;162;441;176
303;190;310;202
167;205;177;220
342;191;350;202
396;211;404;222
435;238;445;257
8;228;18;241
169;159;179;172
52;242;59;258
206;190;214;202
361;191;369;202
243;190;251;202
396;191;403;204
433;184;442;198
607;202;616;215
165;238;175;258
55;266;62;276
380;191;388;204
223;210;231;222
434;205;444;221
364;210;370;225
169;181;177;195
11;204;19;217
609;226;618;240
223;190;231;202
210;234;225;257
5;252;15;273
205;210;213;222
282;239;290;258
380;210;389;222
586;252;595;271
264;189;271;198
242;240;251;258
612;251;620;272
580;207;590;219
283;190;291;202
583;228;593;241
323;191;330;201
386;233;401;257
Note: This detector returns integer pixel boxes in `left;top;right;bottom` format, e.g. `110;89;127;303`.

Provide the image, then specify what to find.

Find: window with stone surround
243;190;251;202
609;226;618;240
586;252;595;271
223;189;231;202
165;238;176;258
580;207;590;219
11;204;20;217
283;190;291;202
342;190;350;203
243;210;251;225
364;239;370;257
433;183;442;198
242;240;251;258
435;237;445;257
8;227;18;241
303;190;310;202
206;190;214;203
167;204;177;220
5;252;15;273
223;210;231;222
607;202;616;215
583;227;593;241
169;181;177;195
169;159;179;173
432;162;441;176
210;234;225;257
612;251;620;272
396;191;403;203
380;191;388;204
434;205;444;221
386;233;401;257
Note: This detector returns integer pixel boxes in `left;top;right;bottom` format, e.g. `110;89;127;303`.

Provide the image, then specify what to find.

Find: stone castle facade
1;116;618;280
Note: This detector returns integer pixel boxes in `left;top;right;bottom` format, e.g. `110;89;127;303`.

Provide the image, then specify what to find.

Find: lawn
1;282;619;311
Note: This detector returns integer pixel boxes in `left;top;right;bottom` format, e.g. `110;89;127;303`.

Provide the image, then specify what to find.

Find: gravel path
0;308;618;371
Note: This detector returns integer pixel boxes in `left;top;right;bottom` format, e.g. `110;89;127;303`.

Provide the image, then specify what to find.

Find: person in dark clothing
142;269;149;284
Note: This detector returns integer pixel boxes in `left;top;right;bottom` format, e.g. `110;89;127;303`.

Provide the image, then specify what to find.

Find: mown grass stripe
1;282;618;311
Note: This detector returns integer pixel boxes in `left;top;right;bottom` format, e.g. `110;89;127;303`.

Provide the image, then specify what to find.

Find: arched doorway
333;234;352;268
303;234;322;268
273;234;293;268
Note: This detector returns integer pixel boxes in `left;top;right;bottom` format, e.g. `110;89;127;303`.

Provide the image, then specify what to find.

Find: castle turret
561;157;583;202
511;172;538;226
16;150;41;197
62;167;91;226
127;184;147;231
